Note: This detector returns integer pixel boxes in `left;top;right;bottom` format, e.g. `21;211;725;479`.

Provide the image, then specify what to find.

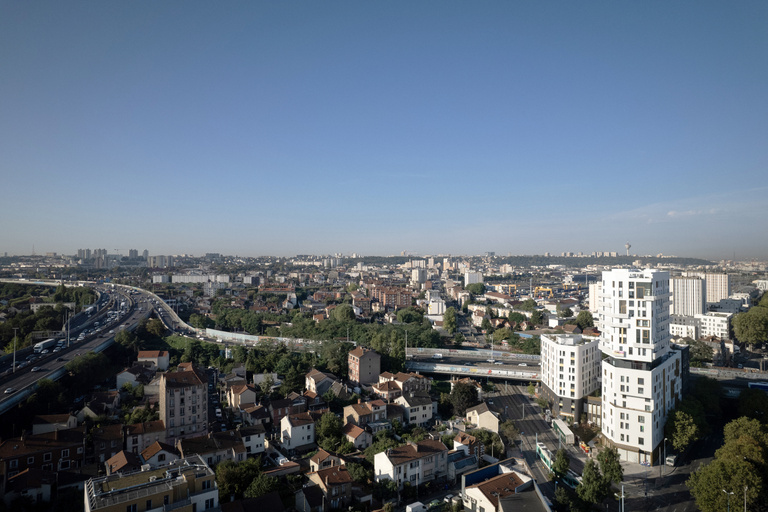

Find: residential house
105;450;143;475
227;384;258;409
124;420;166;454
348;347;381;386
116;364;157;390
0;427;86;482
240;404;272;427
342;423;371;450
136;350;170;371
91;424;123;465
371;379;402;402
83;455;218;512
305;465;353;510
450;378;483;401
462;469;536;512
238;424;266;456
176;430;247;467
140;441;180;468
374;440;449;490
31;414;77;435
395;392;434;426
309;449;340;473
305;369;338;396
453;432;484;460
281;412;316;452
465;403;499;433
342;399;387;428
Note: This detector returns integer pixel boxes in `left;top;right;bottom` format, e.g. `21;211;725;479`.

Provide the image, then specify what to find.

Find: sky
1;1;767;261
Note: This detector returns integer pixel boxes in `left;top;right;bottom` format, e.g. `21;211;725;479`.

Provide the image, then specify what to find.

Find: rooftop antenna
625;241;631;257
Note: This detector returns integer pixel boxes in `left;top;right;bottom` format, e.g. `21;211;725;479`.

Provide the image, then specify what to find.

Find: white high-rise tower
599;268;685;464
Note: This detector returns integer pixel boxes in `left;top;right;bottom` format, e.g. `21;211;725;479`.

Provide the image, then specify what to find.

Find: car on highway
4;388;16;394
31;366;44;372
519;363;528;366
494;361;503;365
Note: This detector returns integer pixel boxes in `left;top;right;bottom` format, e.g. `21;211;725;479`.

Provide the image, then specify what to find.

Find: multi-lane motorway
0;284;160;413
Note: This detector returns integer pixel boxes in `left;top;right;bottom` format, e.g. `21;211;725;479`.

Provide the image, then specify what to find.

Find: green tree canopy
576;459;608;506
443;307;457;334
596;447;623;486
573;311;594;330
449;382;480;416
331;303;356;322
508;312;527;325
466;283;485;295
552;448;570;480
733;306;768;345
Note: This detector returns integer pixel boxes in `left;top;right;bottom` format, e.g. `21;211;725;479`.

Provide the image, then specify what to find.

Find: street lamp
661;437;668;477
744;486;748;512
723;489;734;512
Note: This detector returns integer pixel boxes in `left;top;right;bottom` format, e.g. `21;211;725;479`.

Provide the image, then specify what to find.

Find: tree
146;318;167;338
466;283;485;295
332;304;356;322
576;459;608;506
508;312;526;325
347;462;372;484
317;412;343;451
737;388;768;422
597;447;623;486
552;448;570;480
443;307;457;334
520;299;537;312
530;310;544;326
687;417;768;512
665;410;700;453
499;420;519;443
733;307;768;345
558;306;573;318
573;311;594;330
449;382;479;416
244;473;280;498
453;332;464;347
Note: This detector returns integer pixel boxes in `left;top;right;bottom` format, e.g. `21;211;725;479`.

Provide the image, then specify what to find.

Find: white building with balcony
598;268;685;464
540;334;600;423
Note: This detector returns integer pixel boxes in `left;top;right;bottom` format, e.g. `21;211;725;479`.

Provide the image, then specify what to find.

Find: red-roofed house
137;350;170;370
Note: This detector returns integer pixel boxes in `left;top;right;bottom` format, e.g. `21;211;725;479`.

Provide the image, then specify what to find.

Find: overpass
405;359;540;381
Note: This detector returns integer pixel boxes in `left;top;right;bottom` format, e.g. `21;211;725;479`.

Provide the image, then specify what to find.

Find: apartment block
598;268;684;464
540;334;600;423
348;347;381;386
159;365;208;445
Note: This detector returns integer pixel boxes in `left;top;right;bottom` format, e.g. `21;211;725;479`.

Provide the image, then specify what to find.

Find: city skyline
2;2;767;260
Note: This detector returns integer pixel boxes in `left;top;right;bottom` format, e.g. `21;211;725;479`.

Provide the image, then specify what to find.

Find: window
9;460;17;469
44;452;52;462
146;501;152;510
639;437;645;445
62;449;70;458
202;479;212;490
126;505;137;512
205;499;215;509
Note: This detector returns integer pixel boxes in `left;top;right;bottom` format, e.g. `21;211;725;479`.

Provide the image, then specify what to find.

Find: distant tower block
625;241;631;256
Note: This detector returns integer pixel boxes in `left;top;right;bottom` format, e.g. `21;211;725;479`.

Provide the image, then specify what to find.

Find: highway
0;284;158;413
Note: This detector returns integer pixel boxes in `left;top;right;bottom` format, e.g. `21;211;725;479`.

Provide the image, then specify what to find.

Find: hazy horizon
2;2;767;261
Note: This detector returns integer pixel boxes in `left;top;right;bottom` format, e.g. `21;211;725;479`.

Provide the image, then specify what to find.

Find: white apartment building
670;277;705;316
599;269;684;464
464;271;483;285
540;334;600;423
588;282;602;314
695;312;732;340
374;439;448;490
705;273;730;304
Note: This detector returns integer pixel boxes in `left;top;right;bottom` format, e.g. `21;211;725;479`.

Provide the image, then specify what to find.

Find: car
41;349;49;354
56;357;65;362
519;363;528;366
4;388;15;394
31;366;43;372
487;399;494;405
444;494;455;504
53;348;61;353
494;361;504;365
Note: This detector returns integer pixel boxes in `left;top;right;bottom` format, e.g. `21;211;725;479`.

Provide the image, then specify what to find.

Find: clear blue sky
2;1;766;260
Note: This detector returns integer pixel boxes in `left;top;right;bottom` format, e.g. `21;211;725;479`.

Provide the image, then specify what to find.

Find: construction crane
503;284;518;295
534;286;554;298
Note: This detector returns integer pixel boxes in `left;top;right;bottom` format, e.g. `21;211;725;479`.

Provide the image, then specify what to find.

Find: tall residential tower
598;269;686;463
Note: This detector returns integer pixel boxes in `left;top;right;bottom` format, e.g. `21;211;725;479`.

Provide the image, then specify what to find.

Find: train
536;442;582;489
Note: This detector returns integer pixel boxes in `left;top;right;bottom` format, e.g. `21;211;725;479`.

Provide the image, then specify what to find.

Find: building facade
159;366;208;445
599;268;684;464
348;347;381;386
540;334;600;423
670;277;706;317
